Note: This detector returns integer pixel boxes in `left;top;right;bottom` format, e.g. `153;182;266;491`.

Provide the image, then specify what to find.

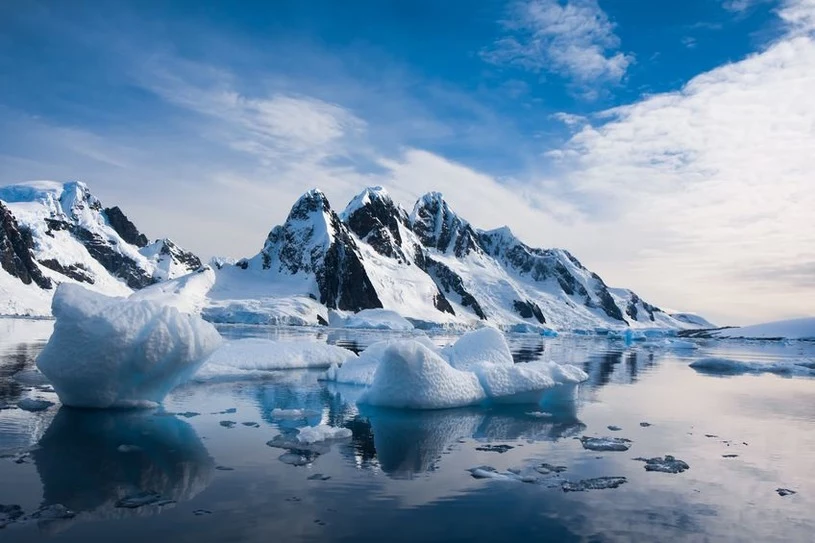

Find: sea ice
36;284;222;408
295;425;352;444
195;338;354;380
689;357;815;377
271;408;320;419
579;436;633;452
561;477;628;492
634;455;690;473
17;398;55;412
359;340;487;409
328;308;414;331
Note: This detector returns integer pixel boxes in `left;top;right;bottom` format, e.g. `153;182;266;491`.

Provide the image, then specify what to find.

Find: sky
0;0;813;326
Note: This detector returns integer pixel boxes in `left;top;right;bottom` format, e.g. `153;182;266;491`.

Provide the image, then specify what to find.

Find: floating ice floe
194;338;355;381
36;284;222;408
329;327;587;410
689;357;815;377
17;398;55;412
561;476;628;492
295;424;352;444
271;408;320;419
328;308;414;331
579;436;633;452
634;455;690;473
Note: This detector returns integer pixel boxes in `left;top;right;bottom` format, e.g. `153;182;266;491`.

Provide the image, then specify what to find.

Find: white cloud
481;0;633;86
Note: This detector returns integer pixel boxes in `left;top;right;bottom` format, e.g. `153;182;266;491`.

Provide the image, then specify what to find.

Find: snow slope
711;318;815;340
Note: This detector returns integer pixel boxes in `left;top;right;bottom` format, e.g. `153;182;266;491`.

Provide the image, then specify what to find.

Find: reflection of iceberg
355;404;584;478
32;408;214;522
357;406;483;478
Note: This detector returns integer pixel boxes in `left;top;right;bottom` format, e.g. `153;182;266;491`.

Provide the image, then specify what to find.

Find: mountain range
0;181;710;330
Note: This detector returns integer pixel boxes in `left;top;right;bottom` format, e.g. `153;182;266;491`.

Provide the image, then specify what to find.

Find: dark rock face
154;239;202;271
38;259;94;284
512;300;546;324
104;207;149;248
625;292;660;322
344;188;409;262
0;202;52;289
411;193;481;257
70;224;155;289
419;252;486;320
259;190;382;312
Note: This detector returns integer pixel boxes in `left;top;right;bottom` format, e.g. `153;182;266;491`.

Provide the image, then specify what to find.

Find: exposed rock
410;192;482;257
103;206;149;248
512;300;546;324
0;201;52;289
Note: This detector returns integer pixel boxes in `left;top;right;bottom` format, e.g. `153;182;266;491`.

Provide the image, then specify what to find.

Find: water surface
1;318;813;542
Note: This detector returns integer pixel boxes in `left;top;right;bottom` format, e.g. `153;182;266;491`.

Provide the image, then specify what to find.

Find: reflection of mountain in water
349;404;585;479
0;344;36;405
32;408;214;522
581;349;657;387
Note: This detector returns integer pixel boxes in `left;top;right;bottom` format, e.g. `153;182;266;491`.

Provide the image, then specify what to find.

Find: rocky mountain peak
342;186;410;261
410;192;481;257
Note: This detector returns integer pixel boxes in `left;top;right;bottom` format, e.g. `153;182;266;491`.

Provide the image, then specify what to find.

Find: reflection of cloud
32;408;214;524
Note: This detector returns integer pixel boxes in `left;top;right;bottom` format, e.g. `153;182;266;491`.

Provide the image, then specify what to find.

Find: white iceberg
441;327;514;372
36;284;222;408
711;317;815;340
328;308;414;331
195;338;354;381
323;336;439;386
360;340;488;409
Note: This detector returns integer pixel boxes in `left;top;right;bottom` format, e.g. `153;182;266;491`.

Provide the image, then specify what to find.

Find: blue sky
1;0;814;324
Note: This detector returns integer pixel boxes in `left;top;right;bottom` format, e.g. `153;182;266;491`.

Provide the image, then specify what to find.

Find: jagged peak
342;186;394;218
287;188;334;223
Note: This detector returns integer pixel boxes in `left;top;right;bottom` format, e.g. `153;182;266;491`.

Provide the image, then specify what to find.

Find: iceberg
360;340;488;409
36;284;222;408
441;327;514;372
689;357;815;376
195;338;354;381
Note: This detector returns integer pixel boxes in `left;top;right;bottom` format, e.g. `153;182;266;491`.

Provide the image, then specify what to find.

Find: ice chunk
634;455;689;473
328;308;414;331
195;338;354;380
295;424;352;444
442;327;514;372
579;436;632;451
689;357;815;377
561;476;627;492
17;398;55;412
360;340;487;409
36;284;222;409
271;408;320;419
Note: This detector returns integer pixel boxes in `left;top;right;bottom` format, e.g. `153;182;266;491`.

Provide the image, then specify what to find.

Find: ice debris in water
634;455;690;473
31;504;76;520
271;408;320;419
776;488;797;497
608;425;622;431
561;477;628;492
196;338;354;380
467;466;537;483
16;398;54;412
295;425;352;444
115;491;170;509
475;444;514;453
307;473;332;481
579;436;633;452
689;357;815;377
350;328;587;410
36;284;222;408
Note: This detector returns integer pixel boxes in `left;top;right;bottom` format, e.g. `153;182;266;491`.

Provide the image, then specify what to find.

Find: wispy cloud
481;0;633;89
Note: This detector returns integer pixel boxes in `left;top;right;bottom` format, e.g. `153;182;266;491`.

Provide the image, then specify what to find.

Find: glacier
36;283;222;408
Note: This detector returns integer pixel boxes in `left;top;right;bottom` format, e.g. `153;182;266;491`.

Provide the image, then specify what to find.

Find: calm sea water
1;318;813;542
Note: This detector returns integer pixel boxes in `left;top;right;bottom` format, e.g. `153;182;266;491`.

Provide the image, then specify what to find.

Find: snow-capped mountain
200;186;706;330
1;181;708;330
0;181;201;316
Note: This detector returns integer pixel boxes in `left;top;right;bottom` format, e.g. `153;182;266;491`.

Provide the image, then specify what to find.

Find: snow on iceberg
360;340;488;409
323;336;439;386
442;327;514;372
36;284;222;409
356;328;588;410
195;338;355;381
689;357;815;377
328;308;414;331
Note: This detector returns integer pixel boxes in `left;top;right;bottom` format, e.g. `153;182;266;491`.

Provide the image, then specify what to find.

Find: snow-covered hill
0;181;201;316
197;186;708;331
1;181;712;331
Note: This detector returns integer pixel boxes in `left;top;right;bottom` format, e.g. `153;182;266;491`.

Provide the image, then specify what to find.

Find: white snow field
36;284;222;408
327;327;588;410
710;318;815;340
194;337;355;381
328;308;414;330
